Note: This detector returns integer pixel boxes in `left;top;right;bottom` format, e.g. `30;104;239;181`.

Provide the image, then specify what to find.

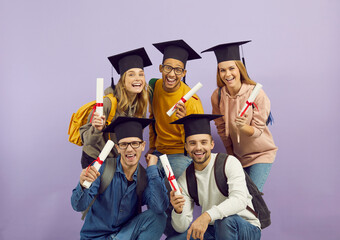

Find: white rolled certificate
166;82;203;117
96;78;104;116
83;140;115;189
238;83;262;117
160;154;181;196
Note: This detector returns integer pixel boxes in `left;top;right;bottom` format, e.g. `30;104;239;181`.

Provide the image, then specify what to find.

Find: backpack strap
104;94;117;125
214;153;258;218
81;158;117;220
148;78;159;137
214;153;229;196
185;163;200;206
148;78;159;105
136;163;147;213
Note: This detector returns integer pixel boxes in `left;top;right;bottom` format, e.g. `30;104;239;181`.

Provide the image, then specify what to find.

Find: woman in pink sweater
202;41;277;192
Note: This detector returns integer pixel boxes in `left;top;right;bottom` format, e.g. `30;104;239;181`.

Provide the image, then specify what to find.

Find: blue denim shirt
71;157;169;240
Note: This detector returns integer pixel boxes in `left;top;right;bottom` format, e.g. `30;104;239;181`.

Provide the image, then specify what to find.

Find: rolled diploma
83;140;115;189
160;154;181;196
237;83;262;143
166;82;203;117
238;83;262;117
96;78;104;116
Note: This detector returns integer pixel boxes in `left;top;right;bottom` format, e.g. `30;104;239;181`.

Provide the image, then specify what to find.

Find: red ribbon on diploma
167;165;177;191
86;157;103;175
240;101;259;117
171;97;187;111
90;103;104;123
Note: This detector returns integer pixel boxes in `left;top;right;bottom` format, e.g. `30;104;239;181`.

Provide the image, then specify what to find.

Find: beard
191;152;211;165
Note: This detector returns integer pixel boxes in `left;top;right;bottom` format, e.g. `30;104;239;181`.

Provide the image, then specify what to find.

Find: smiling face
124;68;146;96
116;137;146;169
185;134;214;170
218;60;241;92
159;58;187;93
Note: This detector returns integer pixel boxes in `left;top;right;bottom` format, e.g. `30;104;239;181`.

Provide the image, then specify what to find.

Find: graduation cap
153;39;201;68
201;41;251;66
103;117;153;142
108;47;152;75
171;114;223;138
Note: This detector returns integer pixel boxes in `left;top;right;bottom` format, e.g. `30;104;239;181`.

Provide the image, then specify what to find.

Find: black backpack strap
81;158;117;220
214;153;229;197
185;162;199;206
148;78;159;138
136;163;147;213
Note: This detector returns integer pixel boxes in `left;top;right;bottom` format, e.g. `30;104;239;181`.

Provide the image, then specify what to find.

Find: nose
126;143;134;151
195;142;203;150
168;68;176;76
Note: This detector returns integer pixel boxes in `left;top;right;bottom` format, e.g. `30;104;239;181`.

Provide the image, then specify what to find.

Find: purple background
1;0;339;239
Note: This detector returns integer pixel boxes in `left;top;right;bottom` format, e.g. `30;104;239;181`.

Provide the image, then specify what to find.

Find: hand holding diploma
166;82;203;117
160;154;181;196
82;140;115;188
236;83;262;143
91;112;106;131
170;189;185;214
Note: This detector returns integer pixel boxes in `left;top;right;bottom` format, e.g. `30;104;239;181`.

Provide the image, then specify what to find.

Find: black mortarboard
103;117;153;142
108;47;152;75
153;39;201;67
201;41;251;63
171;114;223;138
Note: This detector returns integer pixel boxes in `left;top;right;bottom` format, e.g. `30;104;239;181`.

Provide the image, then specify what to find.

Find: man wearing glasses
71;117;169;240
146;39;204;180
145;39;204;238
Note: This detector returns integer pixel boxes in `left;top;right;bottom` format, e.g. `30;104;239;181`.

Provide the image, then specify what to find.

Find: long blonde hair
114;72;149;117
216;60;256;88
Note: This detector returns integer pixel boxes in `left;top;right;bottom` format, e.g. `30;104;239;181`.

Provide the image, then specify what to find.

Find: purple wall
1;0;339;239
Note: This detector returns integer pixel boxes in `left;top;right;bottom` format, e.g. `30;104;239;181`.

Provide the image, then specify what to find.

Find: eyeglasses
117;141;143;150
162;65;185;75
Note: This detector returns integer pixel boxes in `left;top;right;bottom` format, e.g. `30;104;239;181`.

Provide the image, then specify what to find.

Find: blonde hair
114;72;149;117
216;60;256;88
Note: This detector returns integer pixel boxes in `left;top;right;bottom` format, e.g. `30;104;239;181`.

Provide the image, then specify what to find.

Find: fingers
175;102;187;119
145;154;158;166
80;166;99;185
92;114;106;130
187;227;192;240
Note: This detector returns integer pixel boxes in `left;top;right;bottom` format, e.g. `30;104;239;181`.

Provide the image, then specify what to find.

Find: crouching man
71;117;169;240
168;114;261;240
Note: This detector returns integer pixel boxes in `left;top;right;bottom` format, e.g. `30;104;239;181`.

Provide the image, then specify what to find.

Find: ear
159;64;163;73
182;69;187;78
141;141;146;151
211;139;215;150
115;144;121;154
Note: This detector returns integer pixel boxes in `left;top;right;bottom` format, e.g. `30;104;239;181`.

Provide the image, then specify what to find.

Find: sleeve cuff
206;207;220;223
146;165;160;179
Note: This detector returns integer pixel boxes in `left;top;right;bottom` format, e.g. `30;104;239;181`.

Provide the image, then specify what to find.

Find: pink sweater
211;83;277;167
